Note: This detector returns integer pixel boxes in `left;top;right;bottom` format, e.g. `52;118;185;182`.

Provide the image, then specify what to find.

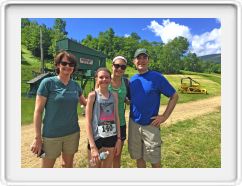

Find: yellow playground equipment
178;77;207;94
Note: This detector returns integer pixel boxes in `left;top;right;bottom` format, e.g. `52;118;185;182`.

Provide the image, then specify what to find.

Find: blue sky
29;18;221;56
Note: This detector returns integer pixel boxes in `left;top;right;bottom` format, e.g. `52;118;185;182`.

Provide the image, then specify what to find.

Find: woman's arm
79;94;87;106
30;95;46;156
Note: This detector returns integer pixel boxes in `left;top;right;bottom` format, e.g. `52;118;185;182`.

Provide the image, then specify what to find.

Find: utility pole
40;27;44;73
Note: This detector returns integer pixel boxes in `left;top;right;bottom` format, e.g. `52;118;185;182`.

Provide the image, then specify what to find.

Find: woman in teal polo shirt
30;50;86;168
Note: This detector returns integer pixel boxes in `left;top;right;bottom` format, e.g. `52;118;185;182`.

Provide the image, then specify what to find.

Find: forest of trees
21;18;221;74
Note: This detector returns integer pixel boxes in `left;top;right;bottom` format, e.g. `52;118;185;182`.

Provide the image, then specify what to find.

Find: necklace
112;87;120;91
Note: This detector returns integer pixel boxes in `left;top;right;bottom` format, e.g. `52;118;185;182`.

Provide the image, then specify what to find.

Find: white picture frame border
1;0;241;186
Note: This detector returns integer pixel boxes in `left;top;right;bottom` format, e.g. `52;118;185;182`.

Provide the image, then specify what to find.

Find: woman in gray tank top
86;68;121;168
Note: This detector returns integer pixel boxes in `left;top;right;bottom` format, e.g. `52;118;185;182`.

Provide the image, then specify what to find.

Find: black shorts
120;125;126;141
87;135;117;150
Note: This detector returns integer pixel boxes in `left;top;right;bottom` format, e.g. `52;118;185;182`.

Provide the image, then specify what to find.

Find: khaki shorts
43;131;80;159
128;118;162;164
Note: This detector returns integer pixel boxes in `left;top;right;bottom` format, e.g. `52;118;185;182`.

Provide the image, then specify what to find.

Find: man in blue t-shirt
128;48;179;168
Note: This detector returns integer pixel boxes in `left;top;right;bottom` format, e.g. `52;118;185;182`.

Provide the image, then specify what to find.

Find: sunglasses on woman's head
113;63;127;70
60;61;75;67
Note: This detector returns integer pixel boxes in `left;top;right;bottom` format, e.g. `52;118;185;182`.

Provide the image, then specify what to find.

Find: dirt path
21;96;220;168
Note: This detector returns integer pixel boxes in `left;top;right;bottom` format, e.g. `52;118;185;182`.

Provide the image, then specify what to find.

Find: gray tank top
92;90;117;140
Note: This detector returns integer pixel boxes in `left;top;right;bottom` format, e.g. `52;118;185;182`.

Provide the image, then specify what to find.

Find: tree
112;36;125;57
182;52;202;72
21;21;40;56
53;18;68;35
21;18;30;28
160;36;189;73
41;25;52;59
97;28;115;58
122;37;139;66
82;34;99;50
130;32;141;41
48;18;67;57
148;42;164;72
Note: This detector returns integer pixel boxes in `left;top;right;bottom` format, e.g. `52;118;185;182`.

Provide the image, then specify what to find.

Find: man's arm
151;92;179;127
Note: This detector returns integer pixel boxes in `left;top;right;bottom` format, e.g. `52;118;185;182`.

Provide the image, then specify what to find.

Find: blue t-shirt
37;76;82;138
130;70;176;126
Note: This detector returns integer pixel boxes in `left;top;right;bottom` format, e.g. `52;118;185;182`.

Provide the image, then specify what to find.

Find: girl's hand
114;139;122;156
30;137;42;157
90;147;99;164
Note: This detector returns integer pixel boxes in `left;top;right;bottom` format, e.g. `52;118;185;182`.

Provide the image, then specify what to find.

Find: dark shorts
87;135;117;150
120;125;126;141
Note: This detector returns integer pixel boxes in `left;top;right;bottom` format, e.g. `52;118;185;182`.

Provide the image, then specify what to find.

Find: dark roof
27;72;51;84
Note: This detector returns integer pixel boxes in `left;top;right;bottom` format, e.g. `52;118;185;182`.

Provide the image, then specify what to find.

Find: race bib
98;121;117;138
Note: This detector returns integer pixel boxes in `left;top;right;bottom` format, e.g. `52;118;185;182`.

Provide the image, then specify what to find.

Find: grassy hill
198;53;221;64
180;70;221;84
21;45;54;95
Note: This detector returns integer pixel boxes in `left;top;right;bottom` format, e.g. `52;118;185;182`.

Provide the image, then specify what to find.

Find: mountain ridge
198;53;221;64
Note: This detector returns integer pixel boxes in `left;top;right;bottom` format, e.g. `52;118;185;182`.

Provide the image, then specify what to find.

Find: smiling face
57;56;75;76
54;51;77;75
133;54;149;74
96;70;111;88
112;58;127;78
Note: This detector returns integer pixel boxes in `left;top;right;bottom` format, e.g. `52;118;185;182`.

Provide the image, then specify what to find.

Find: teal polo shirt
37;76;82;138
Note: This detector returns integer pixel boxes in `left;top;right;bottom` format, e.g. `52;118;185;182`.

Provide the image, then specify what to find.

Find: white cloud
190;28;221;56
124;34;130;38
147;19;221;56
148;19;192;43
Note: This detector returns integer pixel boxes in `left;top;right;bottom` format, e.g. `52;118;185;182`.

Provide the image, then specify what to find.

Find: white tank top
91;90;117;140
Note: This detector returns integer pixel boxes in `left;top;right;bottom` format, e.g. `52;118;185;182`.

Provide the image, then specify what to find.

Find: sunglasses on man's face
60;61;75;67
113;63;127;70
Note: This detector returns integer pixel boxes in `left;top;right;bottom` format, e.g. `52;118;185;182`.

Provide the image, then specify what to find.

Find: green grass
21;45;54;95
21;97;35;125
162;74;221;104
180;70;221;84
161;111;221;168
119;111;221;168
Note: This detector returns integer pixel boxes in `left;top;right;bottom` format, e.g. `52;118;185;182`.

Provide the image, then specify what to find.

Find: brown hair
54;50;77;74
94;67;111;88
94;67;111;78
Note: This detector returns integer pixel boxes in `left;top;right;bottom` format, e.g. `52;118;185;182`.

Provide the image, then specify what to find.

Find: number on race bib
98;122;117;138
